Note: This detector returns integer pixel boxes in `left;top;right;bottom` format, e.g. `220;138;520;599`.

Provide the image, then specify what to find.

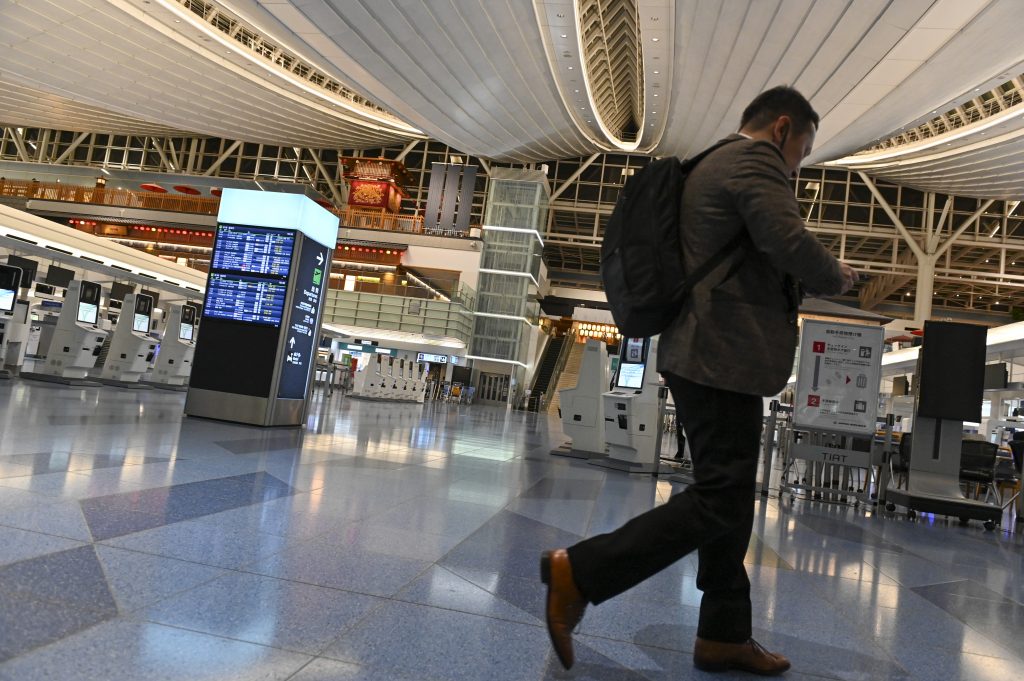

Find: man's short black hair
740;86;819;133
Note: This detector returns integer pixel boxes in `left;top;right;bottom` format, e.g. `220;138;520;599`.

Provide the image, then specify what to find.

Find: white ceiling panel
247;0;596;160
1;0;1022;203
0;0;421;149
0;77;186;136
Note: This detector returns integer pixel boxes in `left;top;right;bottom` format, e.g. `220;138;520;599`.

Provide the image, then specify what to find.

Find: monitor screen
181;305;197;326
0;288;15;314
77;302;98;325
6;256;37;288
211;225;295;277
76;281;101;325
178;322;194;341
623;337;645;363
109;282;135;302
44;265;75;288
0;265;21;313
131;294;152;333
616;362;646;389
616;337;648;389
202;273;288;326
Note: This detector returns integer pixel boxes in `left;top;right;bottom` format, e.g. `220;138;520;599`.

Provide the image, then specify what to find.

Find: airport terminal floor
0;382;1021;681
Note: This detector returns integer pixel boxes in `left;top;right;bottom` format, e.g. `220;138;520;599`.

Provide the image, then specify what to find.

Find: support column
914;254;937;323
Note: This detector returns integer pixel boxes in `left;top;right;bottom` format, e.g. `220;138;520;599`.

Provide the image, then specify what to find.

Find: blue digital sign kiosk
185;189;338;426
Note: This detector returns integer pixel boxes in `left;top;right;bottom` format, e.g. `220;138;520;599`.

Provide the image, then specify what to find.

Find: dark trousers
567;373;762;643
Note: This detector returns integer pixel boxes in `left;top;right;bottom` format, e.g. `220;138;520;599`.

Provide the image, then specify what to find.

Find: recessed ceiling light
174;19;181;23
653;93;658;97
651;111;656;114
653;70;659;74
580;107;586;110
574;89;579;93
651;37;660;42
560;34;567;38
568;66;573;70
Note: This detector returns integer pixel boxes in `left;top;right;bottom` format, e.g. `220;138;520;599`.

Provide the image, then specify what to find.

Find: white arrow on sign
316;252;324;266
289;337;295;349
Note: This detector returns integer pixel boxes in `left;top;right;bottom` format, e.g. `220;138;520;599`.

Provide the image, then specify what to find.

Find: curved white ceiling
0;76;187;136
236;0;598;160
0;0;421;147
2;0;1024;199
827;103;1024;199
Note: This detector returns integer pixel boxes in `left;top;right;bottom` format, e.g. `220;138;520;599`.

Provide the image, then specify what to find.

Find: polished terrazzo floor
0;380;1022;680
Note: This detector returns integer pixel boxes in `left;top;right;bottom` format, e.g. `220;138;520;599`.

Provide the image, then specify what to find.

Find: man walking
541;86;858;675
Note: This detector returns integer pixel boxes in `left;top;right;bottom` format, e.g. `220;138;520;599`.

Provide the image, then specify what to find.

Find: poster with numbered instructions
794;320;884;435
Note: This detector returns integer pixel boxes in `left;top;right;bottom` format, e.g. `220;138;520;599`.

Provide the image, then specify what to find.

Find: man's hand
839;263;859;295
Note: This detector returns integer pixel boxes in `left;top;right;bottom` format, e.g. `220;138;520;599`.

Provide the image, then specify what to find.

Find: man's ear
773;116;792;149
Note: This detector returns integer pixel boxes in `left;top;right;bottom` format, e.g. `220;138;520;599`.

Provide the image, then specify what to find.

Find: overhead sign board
794;320;884;435
417;352;448;364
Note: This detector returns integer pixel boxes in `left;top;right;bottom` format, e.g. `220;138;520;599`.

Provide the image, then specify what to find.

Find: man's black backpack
601;140;743;337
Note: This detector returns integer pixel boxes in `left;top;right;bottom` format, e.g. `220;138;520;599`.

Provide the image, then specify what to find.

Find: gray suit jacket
657;134;845;396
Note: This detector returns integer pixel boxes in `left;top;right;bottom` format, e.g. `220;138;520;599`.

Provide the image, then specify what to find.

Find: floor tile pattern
0;380;1021;679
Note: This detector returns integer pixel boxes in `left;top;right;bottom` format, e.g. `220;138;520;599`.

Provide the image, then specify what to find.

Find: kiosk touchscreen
132;295;152;333
178;304;196;342
76;282;100;325
615;337;649;391
0;265;22;379
0;265;19;314
23;280;108;384
99;293;158;386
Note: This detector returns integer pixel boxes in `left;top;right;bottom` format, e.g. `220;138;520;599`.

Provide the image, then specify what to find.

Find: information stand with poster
794;320;884;436
780;320;887;506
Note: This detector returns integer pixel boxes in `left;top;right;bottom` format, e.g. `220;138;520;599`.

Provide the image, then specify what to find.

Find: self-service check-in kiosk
145;303;198;390
590;336;668;474
415;362;427;403
392;357;405;399
22;280;107;385
553;339;610;458
0;265;23;379
367;354;387;398
99;292;157;387
351;356;371;396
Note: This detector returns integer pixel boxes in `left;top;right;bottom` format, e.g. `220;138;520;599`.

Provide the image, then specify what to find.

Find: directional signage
277;237;329;399
794;320;884;435
417;352;448;364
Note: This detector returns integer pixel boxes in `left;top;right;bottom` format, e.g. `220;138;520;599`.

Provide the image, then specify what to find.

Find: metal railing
0;178;479;239
0;178;220;214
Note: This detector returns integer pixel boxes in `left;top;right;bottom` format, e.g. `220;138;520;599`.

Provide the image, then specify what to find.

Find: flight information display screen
211;225;295;277
203;225;296;327
203;273;288;326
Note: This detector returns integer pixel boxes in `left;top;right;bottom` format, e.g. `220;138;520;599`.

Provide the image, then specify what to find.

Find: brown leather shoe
693;637;791;676
540;549;587;670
